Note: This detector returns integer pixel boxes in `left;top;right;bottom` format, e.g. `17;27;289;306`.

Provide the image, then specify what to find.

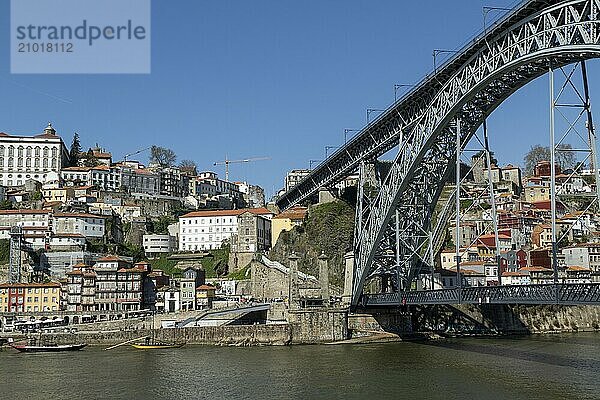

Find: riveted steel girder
352;0;600;306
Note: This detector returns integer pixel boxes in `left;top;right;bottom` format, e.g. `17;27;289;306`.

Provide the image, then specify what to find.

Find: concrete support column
318;252;330;307
342;251;354;306
288;253;299;309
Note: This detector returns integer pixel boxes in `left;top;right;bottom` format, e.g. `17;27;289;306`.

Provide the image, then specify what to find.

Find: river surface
1;333;599;399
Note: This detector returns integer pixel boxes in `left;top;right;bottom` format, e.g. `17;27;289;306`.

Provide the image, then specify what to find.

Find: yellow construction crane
213;156;270;182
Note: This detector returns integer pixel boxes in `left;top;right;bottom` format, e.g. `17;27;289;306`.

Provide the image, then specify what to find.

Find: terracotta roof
502;271;529;277
0;209;50;215
0;282;60;288
62;166;92;172
566;266;590;271
273;206;308;220
181;207;273;218
196;284;216;290
96;255;127;262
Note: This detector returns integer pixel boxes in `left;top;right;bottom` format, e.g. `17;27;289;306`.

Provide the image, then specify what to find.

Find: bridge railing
362;283;600;306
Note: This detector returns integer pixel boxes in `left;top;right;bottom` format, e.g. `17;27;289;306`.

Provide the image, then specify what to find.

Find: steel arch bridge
276;0;600;308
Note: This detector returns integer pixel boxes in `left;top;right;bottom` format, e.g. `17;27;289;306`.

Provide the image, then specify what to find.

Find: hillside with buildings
269;201;354;287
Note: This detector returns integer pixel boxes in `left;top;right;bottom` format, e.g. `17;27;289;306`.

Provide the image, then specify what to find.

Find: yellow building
42;187;75;203
0;282;61;313
271;206;308;246
196;284;216;309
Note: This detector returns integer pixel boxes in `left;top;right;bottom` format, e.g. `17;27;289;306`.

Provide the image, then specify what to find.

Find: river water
1;333;599;399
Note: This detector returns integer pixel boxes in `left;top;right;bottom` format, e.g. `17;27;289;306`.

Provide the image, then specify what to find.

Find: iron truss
276;0;578;212
361;283;600;306
352;0;600;306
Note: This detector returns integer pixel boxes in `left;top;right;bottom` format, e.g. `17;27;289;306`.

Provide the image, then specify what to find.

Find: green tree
82;149;100;167
69;132;82;166
0;200;12;210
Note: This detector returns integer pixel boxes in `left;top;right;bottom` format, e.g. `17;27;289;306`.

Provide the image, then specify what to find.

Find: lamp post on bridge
432;49;459;73
309;159;322;170
325;146;339;158
344;129;360;144
482;6;511;33
366;108;385;124
394;84;414;101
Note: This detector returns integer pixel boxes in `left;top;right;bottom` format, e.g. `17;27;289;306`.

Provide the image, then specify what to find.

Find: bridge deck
362;283;600;307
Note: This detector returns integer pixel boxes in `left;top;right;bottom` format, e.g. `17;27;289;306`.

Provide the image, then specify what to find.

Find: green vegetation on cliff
269;200;354;287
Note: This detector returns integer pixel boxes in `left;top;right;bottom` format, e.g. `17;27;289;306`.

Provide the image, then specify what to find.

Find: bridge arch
351;0;600;305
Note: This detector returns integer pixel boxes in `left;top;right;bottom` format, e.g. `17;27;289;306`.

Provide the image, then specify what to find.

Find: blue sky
1;0;599;198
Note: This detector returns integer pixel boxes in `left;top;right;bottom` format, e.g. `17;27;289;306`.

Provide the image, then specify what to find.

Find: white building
0;123;70;187
143;234;177;256
179;207;273;251
284;169;310;192
53;213;106;239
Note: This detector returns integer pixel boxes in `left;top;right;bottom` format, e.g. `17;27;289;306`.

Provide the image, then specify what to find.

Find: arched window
8;157;14;167
0;157;4;167
43;159;48;168
17;158;22;167
43;147;49;157
51;147;58;157
0;146;4;156
35;158;40;168
34;147;40;157
8;146;14;157
26;146;32;157
17;146;23;157
51;158;57;169
26;158;31;168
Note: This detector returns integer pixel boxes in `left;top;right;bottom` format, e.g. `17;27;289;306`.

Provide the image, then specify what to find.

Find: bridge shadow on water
414;338;598;370
409;304;531;336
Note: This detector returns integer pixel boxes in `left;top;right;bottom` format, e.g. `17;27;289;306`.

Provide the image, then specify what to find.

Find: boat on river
130;338;185;350
10;341;87;353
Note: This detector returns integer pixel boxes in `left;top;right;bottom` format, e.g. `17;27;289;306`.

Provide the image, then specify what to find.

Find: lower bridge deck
362;283;600;307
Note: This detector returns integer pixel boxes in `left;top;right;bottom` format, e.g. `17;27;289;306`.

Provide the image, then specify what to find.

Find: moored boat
130;341;185;350
10;343;87;353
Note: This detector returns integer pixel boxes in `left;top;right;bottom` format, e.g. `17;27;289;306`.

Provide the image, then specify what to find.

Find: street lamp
432;49;459;73
394;84;415;101
309;159;322;169
325;146;339;158
366;108;385;124
344;129;360;144
483;6;511;33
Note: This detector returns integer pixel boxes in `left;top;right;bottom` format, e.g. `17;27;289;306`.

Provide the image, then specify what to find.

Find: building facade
0;123;70;187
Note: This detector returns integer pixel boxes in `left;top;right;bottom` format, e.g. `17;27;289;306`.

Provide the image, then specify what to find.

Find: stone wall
288;309;348;343
411;304;600;335
10;324;292;346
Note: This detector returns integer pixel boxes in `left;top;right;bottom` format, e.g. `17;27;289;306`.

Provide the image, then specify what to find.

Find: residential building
158;167;188;197
562;242;600;281
501;271;531;285
93;255;131;311
53;213;106;239
180;267;205;311
179;207;274;251
231;211;272;253
0;123;70;187
284;169;310;192
236;182;266;208
42;187;74;203
0;282;61;313
271;206;308;245
196;285;216;309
